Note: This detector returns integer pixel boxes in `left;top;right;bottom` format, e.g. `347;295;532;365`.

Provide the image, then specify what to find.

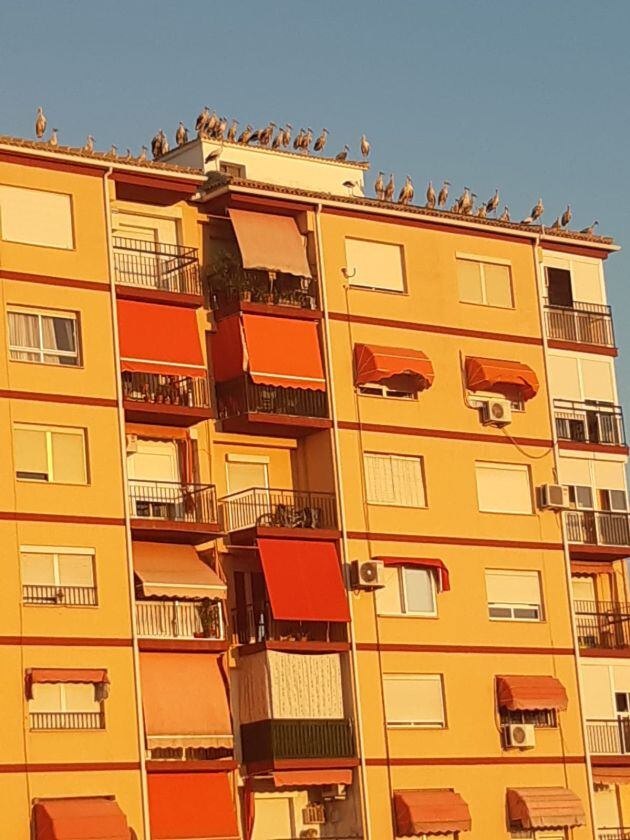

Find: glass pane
20;553;55;586
63;683;99;712
483;263;513;308
576;485;594;509
390;456;425;507
403;568;435;613
8;311;40;351
51;431;86;484
58;554;94;587
457;259;483;304
42;315;76;353
609;490;627;512
30;683;63;712
616;692;629;713
376;566;403;614
14;427;48;479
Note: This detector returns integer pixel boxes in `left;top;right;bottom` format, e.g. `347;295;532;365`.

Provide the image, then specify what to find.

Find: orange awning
571;560;614;576
133;542;227;599
593;766;630;785
273;769;353;788
507;787;586;829
33;797;129;840
117;300;205;377
496;676;568;711
228;209;312;277
394;789;472;835
378;557;450;592
354;344;435;390
26;669;109;700
258;539;350;623
242;313;325;390
147;772;239;839
140;653;232;749
465;356;539;401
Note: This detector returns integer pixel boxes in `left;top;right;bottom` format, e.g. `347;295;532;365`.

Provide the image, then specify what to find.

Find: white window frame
20;545;96;601
456;253;514;309
357;382;417;400
475;461;533;515
0;184;75;250
7;306;80;366
377;566;438;617
467;388;525;413
382;673;446;729
14;423;88;484
364;452;427;508
485;569;543;623
29;682;101;713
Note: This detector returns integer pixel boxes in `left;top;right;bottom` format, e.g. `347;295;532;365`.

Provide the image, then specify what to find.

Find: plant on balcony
209;250;254;302
196;597;219;638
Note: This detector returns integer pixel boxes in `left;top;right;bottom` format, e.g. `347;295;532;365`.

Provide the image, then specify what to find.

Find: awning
496;676;568;712
571;560;614;576
506;787;586;829
378;557;450;592
593;766;630;786
133;542;227;599
273;769;353;788
32;797;129;840
465;356;539;401
147;772;239;839
394;789;472;835
25;669;109;700
140;652;232;749
117;300;205;377
258;539;350;622
228;209;312;277
354;344;435;390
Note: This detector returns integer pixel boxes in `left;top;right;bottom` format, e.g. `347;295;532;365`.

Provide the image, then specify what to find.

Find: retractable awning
496;675;568;711
258;538;350;622
378;557;450;592
506;787;586;829
228;209;312;277
354;344;435;390
133;542;227;599
25;669;109;700
465;356;539;401
272;769;353;787
147;772;239;839
394;789;472;835
33;797;129;840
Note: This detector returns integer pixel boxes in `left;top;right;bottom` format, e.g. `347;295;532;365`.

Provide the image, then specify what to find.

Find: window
377;566;437;616
20;547;96;606
547;353;616;404
358;382;417;400
457;257;513;308
364;453;426;507
345;238;406;292
29;682;103;730
485;570;543;621
468;389;524;413
500;708;557;728
220;162;246;178
382;674;445;728
475;462;532;514
8;307;80;366
14;424;87;484
226;455;269;494
0;184;74;249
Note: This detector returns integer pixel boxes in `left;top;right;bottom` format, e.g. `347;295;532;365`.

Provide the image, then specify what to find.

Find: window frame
7;305;81;367
382;673;446;729
20;545;97;606
500;707;558;729
344;237;407;294
475;461;533;515
363;452;427;509
357;382;417;400
485;569;544;623
29;681;102;714
377;565;438;617
0;184;75;250
14;423;89;485
456;254;514;310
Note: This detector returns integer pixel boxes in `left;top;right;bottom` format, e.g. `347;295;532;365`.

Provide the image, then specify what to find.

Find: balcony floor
228;524;341;546
569;544;630;562
130;518;222;545
220;412;332;438
124;399;213;427
115;282;203;309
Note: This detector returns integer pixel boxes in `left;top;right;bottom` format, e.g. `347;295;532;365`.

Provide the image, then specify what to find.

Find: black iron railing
122;371;210;410
30;710;105;730
574;599;630;649
232;603;347;646
241;718;355;764
587;719;630;754
565;510;630;546
544;298;615;347
554;400;625;446
136;599;224;640
23;584;97;607
212;269;318;311
147;745;233;761
128;480;218;526
113;236;201;296
216;376;328;422
220;487;337;532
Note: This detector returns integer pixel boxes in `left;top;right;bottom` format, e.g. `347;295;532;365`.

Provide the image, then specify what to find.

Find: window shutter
483;262;513;308
581;358;615;403
345;239;405;292
51;431;87;484
58;554;94;588
364;454;395;503
0;185;74;249
390;456;425;507
376;566;403;614
457;259;483;304
14;427;48;478
383;674;444;725
485;570;541;605
20;553;55;586
475;463;532;514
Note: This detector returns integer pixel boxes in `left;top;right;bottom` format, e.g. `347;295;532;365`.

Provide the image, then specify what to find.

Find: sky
1;0;629;405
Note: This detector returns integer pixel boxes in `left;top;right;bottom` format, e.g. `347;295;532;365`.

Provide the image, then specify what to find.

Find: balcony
565;510;630;559
211;268;319;316
216;376;330;437
113;236;202;301
128;480;221;544
23;584;97;607
574;600;630;650
240;718;355;767
136;599;224;641
233;602;347;647
587;719;630;755
555;400;626;450
599;831;630;840
122;371;212;426
30;711;105;731
544;299;615;348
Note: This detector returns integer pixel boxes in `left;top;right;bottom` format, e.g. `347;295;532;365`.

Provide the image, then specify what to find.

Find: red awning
25;669;109;700
354;344;435;390
258;539;350;622
496;676;568;712
147;772;239;839
242;313;325;390
272;769;353;788
133;542;227;599
117;300;205;377
228;209;312;278
465;356;539;401
592;766;630;785
571;560;614;576
394;789;472;835
33;797;130;840
507;787;586;829
378;557;450;592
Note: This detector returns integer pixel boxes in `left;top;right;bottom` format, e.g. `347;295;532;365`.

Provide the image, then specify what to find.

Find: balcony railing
565;510;630;547
574;599;630;649
544;299;615;347
241;718;355;764
136;599;224;640
217;377;328;422
128;480;218;526
113;236;202;296
22;584;97;607
555;400;625;447
122;371;210;410
587;719;630;755
220;487;338;532
599;831;630;840
212;269;318;311
232;603;347;646
30;711;105;731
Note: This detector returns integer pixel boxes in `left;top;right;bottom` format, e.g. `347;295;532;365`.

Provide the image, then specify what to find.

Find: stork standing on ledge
313;128;328;153
335;145;350;161
384;174;395;202
426;181;436;209
360;133;370;159
35;107;47;139
374;172;385;201
175;122;188;147
437;180;450;208
398;176;414;205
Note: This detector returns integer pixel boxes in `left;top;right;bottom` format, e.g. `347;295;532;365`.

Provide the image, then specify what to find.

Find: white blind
227;460;268;494
475;462;532;514
364;453;425;507
383;674;444;725
485;570;541;605
581;664;614;718
571;577;595;602
376;565;403;614
548;355;581;401
571;260;603;304
345;238;405;292
21;553;55;586
483;262;513;308
0;185;73;249
457;259;483;304
558;456;592;487
581;358;615;402
594;461;626;491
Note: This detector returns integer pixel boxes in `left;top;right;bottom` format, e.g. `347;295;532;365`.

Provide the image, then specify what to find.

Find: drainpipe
101;168;152;840
531;234;599;834
313;202;373;840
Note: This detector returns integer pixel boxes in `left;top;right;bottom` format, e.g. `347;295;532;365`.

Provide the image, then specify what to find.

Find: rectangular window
0;185;74;249
14;424;87;484
475;462;532;514
20;547;96;606
376;566;437;616
358;382;416;400
364;453;426;507
345;238;406;292
219;162;246;178
485;569;543;621
8;307;80;366
382;674;445;728
457;257;513;308
500;708;557;728
29;682;103;730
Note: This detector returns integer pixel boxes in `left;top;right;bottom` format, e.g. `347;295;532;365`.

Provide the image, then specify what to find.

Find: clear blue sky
2;1;629;405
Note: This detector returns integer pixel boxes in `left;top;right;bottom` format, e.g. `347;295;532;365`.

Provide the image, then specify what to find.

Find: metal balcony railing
113;236;201;296
128;480;218;526
232;603;347;646
241;718;355;764
136;599;224;640
122;371;210;410
220;487;338;532
565;510;630;547
544;298;615;347
599;830;630;840
587;719;630;755
211;269;318;311
554;400;625;446
574;599;630;649
22;584;97;607
216;377;328;422
30;710;105;731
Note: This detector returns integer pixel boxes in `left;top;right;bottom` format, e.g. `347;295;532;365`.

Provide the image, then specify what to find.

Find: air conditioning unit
480;398;512;427
505;723;536;749
125;434;138;454
321;783;347;801
539;483;570;510
302;803;326;824
350;559;385;590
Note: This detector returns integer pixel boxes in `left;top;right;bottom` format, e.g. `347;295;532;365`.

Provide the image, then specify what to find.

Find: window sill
377;612;438;620
386;723;446;730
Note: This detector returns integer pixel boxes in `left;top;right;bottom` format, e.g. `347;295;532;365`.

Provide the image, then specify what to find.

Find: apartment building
0;129;625;840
